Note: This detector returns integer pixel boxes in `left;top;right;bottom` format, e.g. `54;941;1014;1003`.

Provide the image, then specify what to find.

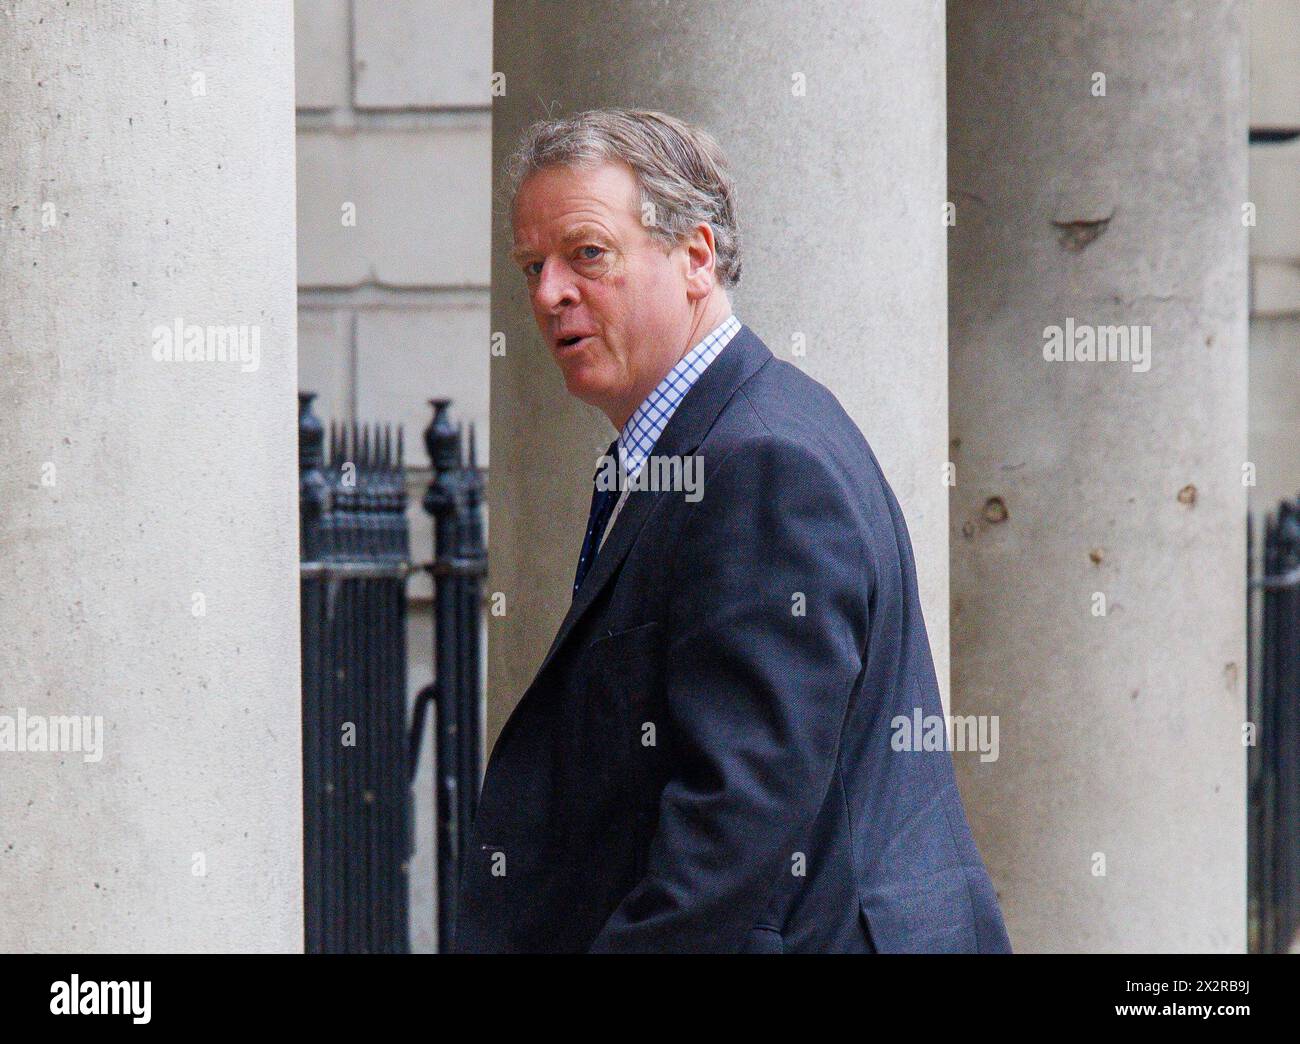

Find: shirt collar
617;314;741;484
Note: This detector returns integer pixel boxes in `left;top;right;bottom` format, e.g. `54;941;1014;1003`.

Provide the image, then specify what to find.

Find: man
453;108;1011;954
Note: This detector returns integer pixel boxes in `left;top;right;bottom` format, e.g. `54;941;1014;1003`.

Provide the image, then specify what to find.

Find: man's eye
577;245;604;262
523;261;542;278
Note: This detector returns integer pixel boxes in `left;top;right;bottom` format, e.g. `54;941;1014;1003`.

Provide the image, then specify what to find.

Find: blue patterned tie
574;439;620;597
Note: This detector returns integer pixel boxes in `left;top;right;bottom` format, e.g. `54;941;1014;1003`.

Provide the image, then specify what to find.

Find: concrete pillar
948;2;1249;951
491;0;950;744
0;2;301;950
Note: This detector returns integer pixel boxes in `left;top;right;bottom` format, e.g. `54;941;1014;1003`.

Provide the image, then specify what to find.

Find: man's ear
683;222;718;300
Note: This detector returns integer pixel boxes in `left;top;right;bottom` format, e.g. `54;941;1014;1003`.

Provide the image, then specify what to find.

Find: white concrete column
490;0;950;745
0;2;301;950
948;2;1249;951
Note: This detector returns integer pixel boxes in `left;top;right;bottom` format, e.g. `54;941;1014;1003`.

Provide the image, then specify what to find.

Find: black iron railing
300;392;412;953
410;400;487;954
1249;496;1300;954
299;392;486;954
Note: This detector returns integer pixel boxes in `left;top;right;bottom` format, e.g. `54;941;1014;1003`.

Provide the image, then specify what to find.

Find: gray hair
507;108;742;287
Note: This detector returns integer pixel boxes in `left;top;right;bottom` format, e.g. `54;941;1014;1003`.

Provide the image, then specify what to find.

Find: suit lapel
528;323;773;687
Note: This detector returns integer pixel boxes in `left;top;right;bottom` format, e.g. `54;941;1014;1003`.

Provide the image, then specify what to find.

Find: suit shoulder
741;353;856;431
727;355;880;486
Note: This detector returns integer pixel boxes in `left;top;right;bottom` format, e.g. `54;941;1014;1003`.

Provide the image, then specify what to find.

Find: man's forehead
514;163;637;222
511;164;641;256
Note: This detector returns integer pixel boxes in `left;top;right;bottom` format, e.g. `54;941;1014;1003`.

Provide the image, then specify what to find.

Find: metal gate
298;392;485;953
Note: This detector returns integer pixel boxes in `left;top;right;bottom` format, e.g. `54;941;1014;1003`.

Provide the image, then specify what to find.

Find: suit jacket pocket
584;619;662;656
585;620;661;708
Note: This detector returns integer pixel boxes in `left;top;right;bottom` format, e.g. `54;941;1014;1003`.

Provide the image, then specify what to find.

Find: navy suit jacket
453;324;1011;953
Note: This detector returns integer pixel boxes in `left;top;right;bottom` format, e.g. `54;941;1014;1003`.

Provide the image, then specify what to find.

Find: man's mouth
555;334;593;351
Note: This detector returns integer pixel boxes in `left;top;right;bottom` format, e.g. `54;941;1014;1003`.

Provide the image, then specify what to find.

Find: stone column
491;0;950;744
0;2;301;950
948;1;1249;951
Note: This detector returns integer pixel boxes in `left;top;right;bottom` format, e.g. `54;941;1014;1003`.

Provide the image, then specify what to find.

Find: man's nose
533;259;579;312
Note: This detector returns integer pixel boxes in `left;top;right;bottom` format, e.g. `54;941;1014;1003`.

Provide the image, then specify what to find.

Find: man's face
511;161;694;426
